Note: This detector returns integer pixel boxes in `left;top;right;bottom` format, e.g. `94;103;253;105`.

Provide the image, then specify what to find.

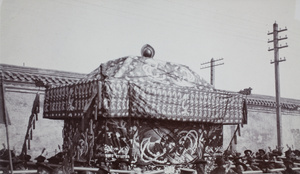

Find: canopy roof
82;56;214;90
43;56;247;124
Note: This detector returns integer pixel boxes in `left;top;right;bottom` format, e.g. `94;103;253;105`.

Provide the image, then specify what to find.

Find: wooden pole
1;73;14;174
4;115;14;173
210;58;215;87
200;58;224;88
273;23;283;151
268;22;288;152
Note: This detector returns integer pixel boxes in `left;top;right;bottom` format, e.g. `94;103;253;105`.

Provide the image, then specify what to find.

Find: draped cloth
44;56;247;125
44;79;246;124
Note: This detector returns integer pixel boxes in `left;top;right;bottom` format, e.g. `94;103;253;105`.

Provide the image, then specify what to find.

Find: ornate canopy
43;56;247;124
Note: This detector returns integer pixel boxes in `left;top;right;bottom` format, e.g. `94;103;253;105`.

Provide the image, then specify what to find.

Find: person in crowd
255;149;272;172
116;158;130;170
96;157;110;174
282;159;300;174
210;157;237;174
230;152;247;173
243;149;260;171
193;158;207;174
97;163;110;174
36;163;53;174
269;148;285;169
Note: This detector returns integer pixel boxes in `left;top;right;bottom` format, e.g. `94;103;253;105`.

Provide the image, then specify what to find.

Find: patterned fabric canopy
44;56;247;124
82;56;214;90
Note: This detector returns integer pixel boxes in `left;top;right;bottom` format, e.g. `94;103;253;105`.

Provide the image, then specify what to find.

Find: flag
242;99;248;124
0;106;11;125
31;93;40;120
0;80;11;125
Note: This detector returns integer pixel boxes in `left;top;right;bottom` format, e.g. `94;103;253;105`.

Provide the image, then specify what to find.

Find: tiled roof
0;64;86;87
246;94;300;111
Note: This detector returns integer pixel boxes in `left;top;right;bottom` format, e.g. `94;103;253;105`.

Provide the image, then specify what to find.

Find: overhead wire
61;0;268;45
125;0;269;42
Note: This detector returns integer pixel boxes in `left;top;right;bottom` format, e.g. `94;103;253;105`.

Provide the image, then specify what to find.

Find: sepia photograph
1;0;300;173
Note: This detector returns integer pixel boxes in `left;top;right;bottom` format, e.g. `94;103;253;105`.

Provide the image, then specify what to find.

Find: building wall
0;63;85;160
282;114;300;149
223;104;300;153
3;90;300;160
1;64;300;161
0;90;64;159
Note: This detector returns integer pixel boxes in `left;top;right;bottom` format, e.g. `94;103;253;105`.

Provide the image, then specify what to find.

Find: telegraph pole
268;22;288;152
200;58;224;87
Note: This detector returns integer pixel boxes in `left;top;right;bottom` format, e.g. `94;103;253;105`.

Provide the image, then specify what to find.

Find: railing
242;167;300;174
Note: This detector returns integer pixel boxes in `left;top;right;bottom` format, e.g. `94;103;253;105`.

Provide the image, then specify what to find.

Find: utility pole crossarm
278;36;288;41
200;58;224;87
267;27;287;35
268;44;288;51
200;58;224;65
270;57;286;64
278;44;288;49
200;63;224;70
278;28;288;32
268;36;288;43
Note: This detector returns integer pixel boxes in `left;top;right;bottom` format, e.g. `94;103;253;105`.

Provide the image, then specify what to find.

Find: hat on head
35;155;46;163
244;149;252;155
258;149;265;154
19;154;31;162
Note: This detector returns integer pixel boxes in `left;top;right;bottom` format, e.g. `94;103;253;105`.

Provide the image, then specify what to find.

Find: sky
1;0;300;99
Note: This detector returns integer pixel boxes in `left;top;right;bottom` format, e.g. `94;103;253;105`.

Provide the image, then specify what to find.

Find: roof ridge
0;63;86;78
1;63;86;86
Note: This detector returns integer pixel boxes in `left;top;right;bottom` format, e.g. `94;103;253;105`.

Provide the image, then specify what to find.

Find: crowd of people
1;144;300;174
209;147;300;174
